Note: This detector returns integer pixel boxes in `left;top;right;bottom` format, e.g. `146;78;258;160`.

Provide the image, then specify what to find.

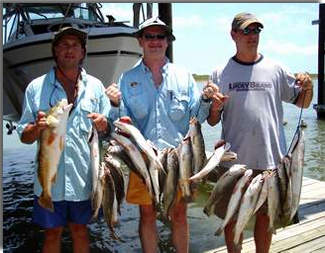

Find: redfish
37;99;73;212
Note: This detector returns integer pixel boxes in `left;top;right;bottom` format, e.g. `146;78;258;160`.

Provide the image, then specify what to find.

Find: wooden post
158;3;173;62
315;3;325;119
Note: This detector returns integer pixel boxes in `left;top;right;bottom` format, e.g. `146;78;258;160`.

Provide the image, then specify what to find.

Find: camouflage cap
231;12;264;30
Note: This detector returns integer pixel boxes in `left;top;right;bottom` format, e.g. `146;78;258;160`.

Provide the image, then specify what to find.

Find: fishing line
195;98;202;118
287;84;307;154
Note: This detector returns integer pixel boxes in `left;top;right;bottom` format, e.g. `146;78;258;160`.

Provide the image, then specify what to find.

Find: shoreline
193;73;318;82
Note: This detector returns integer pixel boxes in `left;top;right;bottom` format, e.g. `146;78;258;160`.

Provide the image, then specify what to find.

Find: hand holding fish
205;81;229;112
105;83;121;106
20;111;48;144
294;72;313;108
88;113;109;133
295;72;313;91
36;111;48;131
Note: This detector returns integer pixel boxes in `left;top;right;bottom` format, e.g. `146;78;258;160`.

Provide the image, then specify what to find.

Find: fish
186;117;206;174
203;164;247;217
104;156;125;215
220;151;238;162
88;126;104;219
189;142;231;182
178;136;194;202
267;170;280;234
233;173;264;246
281;156;293;226
158;148;169;198
215;169;253;236
102;162;121;241
277;157;289;207
163;148;180;220
288;126;305;220
111;132;155;201
146;140;162;206
253;171;269;215
37;99;73;212
113;120;165;174
105;143;135;174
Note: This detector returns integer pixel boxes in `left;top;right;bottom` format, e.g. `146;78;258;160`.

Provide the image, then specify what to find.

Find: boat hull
3;29;142;122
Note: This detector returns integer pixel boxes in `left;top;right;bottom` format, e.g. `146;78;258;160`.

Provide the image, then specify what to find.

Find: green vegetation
193;74;209;82
193;73;318;82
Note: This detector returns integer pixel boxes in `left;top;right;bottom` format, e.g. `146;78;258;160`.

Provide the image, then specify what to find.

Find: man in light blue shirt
106;16;216;253
17;27;111;253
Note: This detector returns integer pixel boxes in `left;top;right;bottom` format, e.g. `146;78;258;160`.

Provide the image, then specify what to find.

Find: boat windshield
3;3;105;43
23;4;101;22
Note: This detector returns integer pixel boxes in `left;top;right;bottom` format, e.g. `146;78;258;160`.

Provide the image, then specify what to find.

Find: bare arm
294;73;313;108
21;111;47;144
207;102;222;126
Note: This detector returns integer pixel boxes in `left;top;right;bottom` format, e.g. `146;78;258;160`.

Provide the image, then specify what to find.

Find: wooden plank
269;224;325;252
207;218;325;253
204;177;325;253
281;235;325;253
312;246;325;253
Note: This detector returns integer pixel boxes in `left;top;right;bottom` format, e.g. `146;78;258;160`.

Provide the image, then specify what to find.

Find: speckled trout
37;99;73;212
185;117;206;174
215;169;253;236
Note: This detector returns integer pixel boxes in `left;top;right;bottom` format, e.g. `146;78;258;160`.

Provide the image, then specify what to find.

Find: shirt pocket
79;99;98;134
128;88;148;120
168;94;189;121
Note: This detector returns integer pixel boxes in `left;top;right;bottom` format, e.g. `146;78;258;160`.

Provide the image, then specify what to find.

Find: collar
139;57;170;73
232;54;264;65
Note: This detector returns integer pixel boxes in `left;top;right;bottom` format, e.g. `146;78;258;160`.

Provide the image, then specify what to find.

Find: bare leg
254;211;272;253
139;205;158;253
224;219;242;253
170;199;188;253
42;226;63;253
68;223;90;253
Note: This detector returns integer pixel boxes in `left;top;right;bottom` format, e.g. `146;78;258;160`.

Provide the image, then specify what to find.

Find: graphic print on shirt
229;81;272;92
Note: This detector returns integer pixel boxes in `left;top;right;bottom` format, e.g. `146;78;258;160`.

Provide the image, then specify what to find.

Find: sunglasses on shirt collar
241;26;262;35
143;33;167;40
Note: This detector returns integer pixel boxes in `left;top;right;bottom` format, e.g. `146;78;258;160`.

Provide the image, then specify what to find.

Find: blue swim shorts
32;196;92;229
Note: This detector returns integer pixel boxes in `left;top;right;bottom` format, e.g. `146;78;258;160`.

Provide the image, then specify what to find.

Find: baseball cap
232;12;264;31
134;16;176;41
52;26;87;48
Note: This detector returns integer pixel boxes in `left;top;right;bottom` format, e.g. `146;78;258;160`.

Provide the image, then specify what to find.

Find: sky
100;2;319;75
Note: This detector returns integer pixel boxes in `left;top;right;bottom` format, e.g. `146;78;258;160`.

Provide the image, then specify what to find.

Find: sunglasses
242;27;262;35
143;33;167;40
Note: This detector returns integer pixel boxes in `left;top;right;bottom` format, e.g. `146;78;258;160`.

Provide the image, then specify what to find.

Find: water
3;78;325;252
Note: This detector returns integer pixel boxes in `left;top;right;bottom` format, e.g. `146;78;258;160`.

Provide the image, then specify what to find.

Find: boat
3;3;143;124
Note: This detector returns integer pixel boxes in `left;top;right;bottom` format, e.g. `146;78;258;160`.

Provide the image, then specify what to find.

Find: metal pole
316;3;325;119
146;3;152;19
133;3;141;28
158;3;173;62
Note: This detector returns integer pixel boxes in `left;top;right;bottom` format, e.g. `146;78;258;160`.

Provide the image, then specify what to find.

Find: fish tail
38;192;54;212
203;206;211;217
214;227;223;236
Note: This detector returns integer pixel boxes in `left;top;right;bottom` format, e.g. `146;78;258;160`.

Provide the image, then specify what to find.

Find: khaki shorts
126;171;182;206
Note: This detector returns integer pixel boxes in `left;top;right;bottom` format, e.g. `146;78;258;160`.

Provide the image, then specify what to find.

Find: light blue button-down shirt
110;58;210;149
17;67;111;201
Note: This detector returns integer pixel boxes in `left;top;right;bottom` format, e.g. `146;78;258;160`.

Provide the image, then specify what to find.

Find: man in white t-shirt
207;12;313;253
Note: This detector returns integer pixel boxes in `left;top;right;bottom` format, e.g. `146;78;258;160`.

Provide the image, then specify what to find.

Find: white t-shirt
211;55;301;170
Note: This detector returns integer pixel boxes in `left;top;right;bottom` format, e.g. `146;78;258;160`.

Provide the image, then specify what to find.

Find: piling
313;3;325;119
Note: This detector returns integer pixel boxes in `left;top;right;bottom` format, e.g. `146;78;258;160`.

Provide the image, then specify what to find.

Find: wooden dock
204;177;325;253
